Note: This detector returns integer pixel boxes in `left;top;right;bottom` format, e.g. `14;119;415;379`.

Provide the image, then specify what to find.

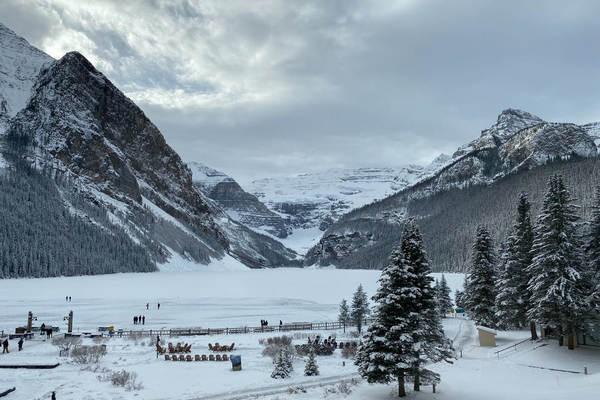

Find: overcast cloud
4;0;600;184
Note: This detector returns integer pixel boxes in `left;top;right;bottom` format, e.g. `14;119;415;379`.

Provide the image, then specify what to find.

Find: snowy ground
5;269;598;400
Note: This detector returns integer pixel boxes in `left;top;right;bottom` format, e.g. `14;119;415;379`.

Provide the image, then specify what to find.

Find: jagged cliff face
189;162;290;238
0;24;52;134
2;30;298;270
306;109;599;269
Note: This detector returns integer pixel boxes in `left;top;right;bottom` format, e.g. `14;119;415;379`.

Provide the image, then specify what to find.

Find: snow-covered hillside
306;109;600;270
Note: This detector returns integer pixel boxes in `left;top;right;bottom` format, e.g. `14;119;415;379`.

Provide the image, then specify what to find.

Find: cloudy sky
5;0;600;184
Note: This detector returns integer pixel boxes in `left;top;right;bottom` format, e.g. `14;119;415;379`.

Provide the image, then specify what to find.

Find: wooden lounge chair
209;354;215;361
228;343;235;351
216;354;222;361
208;343;213;351
171;356;178;362
222;354;229;361
186;355;193;362
185;344;192;353
165;354;170;361
179;355;185;361
195;354;201;361
201;354;208;361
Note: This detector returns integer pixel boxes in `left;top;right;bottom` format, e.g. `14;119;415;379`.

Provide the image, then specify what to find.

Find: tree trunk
398;371;406;397
568;328;576;350
529;321;538;340
413;369;420;392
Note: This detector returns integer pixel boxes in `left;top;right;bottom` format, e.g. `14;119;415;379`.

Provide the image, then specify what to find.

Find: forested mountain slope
307;110;600;271
0;22;298;276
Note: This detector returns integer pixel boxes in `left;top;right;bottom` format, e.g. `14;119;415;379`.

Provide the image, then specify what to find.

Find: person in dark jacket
18;337;23;351
142;316;145;325
133;316;138;325
51;391;56;400
2;339;8;353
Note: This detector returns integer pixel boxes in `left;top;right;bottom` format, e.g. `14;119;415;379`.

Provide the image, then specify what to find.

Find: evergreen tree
338;299;350;325
436;274;453;318
583;186;600;339
527;175;588;349
356;220;453;397
351;284;369;333
464;225;497;327
304;348;319;376
586;186;600;277
495;193;534;331
455;290;464;309
271;349;291;379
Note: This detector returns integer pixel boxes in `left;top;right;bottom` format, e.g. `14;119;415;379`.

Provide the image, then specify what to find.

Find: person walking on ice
146;303;149;310
133;316;138;325
157;303;160;310
2;339;8;353
18;337;23;351
142;316;145;325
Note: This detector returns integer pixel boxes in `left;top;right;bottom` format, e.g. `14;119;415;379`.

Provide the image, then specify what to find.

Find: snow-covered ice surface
3;270;598;400
0;270;465;400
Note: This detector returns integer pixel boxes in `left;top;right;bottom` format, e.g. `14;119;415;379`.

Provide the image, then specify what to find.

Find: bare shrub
93;336;108;344
322;379;358;397
341;346;357;359
127;331;144;343
110;370;143;391
71;345;107;364
260;336;294;360
287;385;307;394
52;336;81;356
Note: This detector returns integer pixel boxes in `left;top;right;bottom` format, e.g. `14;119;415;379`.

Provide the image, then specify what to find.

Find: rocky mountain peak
482;108;544;138
0;22;52;133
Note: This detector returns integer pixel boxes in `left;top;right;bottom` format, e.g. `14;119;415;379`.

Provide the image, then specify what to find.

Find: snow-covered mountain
245;160;449;252
306;109;600;270
189;162;290;238
0;24;52;134
0;22;298;275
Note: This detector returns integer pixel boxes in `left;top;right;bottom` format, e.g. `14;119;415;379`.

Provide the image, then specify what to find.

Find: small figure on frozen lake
142;316;145;325
157;303;160;310
18;337;23;351
133;316;138;325
51;391;56;400
146;303;149;310
68;296;71;302
65;296;68;302
2;339;8;353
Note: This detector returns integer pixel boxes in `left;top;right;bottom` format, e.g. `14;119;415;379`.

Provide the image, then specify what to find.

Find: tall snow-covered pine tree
436;274;453;318
351;284;369;333
464;225;497;327
527;175;587;350
495;192;534;331
356;219;453;397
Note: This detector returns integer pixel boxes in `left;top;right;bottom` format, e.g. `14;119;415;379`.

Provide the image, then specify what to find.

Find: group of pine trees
463;174;600;349
355;219;453;397
0;165;156;278
338;284;370;333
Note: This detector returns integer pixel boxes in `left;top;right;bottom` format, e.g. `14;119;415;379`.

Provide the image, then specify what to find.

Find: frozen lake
0;269;464;334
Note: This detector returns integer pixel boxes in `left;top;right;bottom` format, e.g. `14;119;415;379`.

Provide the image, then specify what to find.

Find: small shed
476;326;497;347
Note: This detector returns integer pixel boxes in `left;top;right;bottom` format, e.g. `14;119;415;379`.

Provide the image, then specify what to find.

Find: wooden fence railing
74;318;375;338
